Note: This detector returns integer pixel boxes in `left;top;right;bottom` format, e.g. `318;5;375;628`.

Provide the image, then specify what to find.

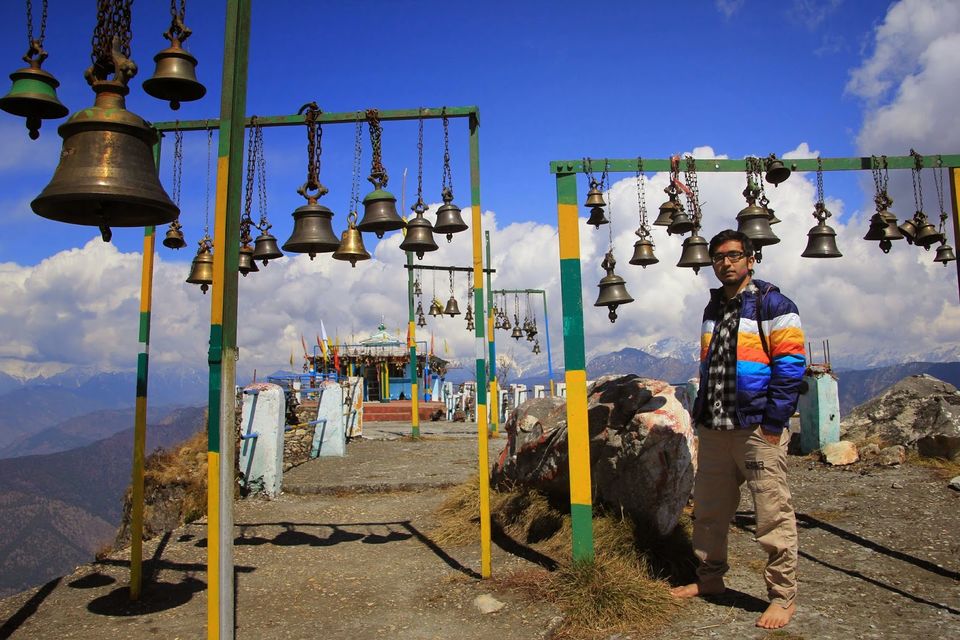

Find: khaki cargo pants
692;425;798;607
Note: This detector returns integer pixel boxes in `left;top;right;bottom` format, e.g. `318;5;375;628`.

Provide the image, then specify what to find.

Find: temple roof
358;322;402;347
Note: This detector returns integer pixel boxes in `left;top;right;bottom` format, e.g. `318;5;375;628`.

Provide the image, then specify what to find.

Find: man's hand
760;427;782;445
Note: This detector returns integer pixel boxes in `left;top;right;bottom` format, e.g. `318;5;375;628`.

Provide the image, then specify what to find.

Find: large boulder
841;374;960;458
491;374;696;536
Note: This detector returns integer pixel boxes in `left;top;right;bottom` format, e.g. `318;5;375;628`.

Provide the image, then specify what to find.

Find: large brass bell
282;201;340;258
444;295;461;317
429;298;444;317
0;54;69;140
736;197;779;260
511;323;523;340
333;212;371;267
802;213;842;259
934;241;957;266
587;206;609;228
584;179;606;208
162;222;187;249
594;250;633;322
186;239;214;293
629;237;658;268
667;208;694;235
143;44;205;110
399;202;438;259
238;242;258;276
912;213;943;250
433;187;467;242
358;188;405;238
31;83;179;240
676;234;713;274
252;231;283;265
764;155;791;186
864;211;903;254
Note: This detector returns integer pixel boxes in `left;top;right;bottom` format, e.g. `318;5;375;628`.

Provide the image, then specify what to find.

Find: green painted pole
407;250;420;437
469;112;492;578
206;1;250;638
485;230;498;435
555;171;594;562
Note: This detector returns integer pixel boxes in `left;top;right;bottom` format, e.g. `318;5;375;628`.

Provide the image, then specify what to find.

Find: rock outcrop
492;374;696;536
841;374;960;459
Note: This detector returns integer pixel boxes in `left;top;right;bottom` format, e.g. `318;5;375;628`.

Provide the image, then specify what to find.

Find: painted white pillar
311;379;347;457
238;383;286;497
533;384;546;399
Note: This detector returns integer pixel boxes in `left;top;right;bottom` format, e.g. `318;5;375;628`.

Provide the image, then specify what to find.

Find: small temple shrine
307;323;448;402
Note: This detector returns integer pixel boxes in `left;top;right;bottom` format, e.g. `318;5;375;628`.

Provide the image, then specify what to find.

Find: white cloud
715;0;745;19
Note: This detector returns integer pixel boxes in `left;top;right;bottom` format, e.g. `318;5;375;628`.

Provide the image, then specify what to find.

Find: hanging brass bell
238;243;257;276
444;295;461;317
358;188;405;238
934;241;957;266
429;298;444;317
333;212;371;267
399;203;438;259
629;237;659;268
586;206;609;228
0;57;69;140
186;242;214;293
802;221;842;258
253;231;283;265
511;323;523;340
31;83;179;239
766;206;781;225
667;209;694;235
913;215;942;250
162;223;187;249
282;201;340;258
736;201;779;255
532;340;541;355
501;312;511;331
676;234;713;274
433;187;467;242
417;312;427;328
584;180;606;208
654;187;680;227
466;306;475;332
143;42;206;110
764;156;791;186
594;250;633;322
898;216;918;244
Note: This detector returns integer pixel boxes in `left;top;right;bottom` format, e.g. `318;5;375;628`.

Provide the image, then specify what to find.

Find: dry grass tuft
905;450;960;480
432;479;695;637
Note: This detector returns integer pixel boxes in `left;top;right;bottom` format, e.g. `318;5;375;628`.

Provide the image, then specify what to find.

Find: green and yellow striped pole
407;251;420;437
556;171;594;562
469;112;492;577
207;1;250;637
485;230;498;436
951;167;960;303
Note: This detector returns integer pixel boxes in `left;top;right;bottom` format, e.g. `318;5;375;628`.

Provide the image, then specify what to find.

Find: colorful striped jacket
692;278;806;433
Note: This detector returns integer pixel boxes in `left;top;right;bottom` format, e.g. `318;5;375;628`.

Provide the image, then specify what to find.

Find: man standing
671;229;806;630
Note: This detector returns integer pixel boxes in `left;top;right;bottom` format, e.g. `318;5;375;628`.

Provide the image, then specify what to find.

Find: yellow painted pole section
206;451;220;638
564;369;592;506
210;158;230;325
950;167;960;303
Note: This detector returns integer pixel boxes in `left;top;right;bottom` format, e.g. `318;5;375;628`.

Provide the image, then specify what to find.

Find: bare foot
756;601;797;628
669;581;726;598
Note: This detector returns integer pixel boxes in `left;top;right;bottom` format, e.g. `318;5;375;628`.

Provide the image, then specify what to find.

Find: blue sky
1;0;959;379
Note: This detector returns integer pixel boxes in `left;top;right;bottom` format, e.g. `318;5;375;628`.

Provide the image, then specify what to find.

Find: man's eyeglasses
711;251;747;264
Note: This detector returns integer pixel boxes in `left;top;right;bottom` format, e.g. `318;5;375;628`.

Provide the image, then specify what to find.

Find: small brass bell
162;222;187;249
142;24;206;110
399;201;439;259
433;187;468;242
584;179;606;208
511;323;523;340
429;299;444;317
501;312;511;331
414;279;422;296
764;155;791;186
358;188;405;238
594;250;633;323
934;241;957;266
586;206;609;228
898;216;918;244
444;295;461;317
417;312;427;328
238;243;257;276
0;52;69;140
802;206;842;259
676;234;713;274
31;82;179;238
766;205;781;226
913;214;942;250
186;239;214;293
466;305;475;332
667;209;694;236
532;340;541;355
253;231;283;265
654;185;680;227
629;227;658;268
333;212;371;267
282;201;340;259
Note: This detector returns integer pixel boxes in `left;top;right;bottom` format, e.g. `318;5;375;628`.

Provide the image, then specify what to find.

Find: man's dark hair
708;229;754;257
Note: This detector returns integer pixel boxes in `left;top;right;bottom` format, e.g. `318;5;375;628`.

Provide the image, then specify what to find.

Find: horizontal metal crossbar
492;288;544;294
404;264;496;274
549;154;960;174
152;106;479;132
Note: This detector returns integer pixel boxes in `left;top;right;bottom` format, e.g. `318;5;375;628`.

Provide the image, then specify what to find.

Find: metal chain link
165;0;191;45
635;157;648;233
349;119;363;214
255;121;269;229
91;0;133;77
366;108;388;188
910;149;925;212
933;155;948;232
604;159;614;248
203;124;212;239
684;155;702;230
449;270;455;295
242;118;256;227
416;114;424;204
816;156;825;206
25;0;49;57
441;108;454;195
172;125;183;207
